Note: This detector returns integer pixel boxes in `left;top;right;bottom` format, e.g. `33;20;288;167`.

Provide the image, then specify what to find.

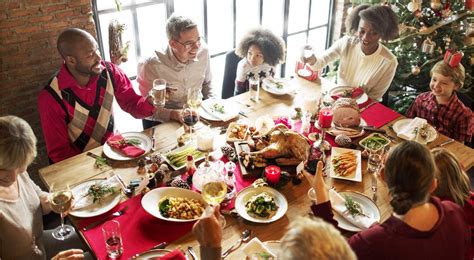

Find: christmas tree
384;0;473;113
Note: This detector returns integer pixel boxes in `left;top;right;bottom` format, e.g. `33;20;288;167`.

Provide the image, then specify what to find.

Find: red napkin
331;87;364;100
160;249;187;260
79;194;194;260
295;61;319;81
361;103;401;128
106;133;145;158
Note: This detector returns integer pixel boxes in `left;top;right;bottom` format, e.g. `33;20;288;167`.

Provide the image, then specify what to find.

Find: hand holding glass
149;79;167;107
182;104;200;138
201;169;227;229
298;46;314;77
48;184;74;240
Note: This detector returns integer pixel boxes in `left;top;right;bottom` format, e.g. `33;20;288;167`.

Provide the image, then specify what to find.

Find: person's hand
165;86;178;101
192;205;222;248
52;249;84;260
170;110;184;123
303;161;329;204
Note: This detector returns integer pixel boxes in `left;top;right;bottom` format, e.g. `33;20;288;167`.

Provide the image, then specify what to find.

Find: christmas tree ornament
466;0;473;10
422;38;436;54
430;0;442;10
466;17;474;37
444;49;463;68
411;65;421;75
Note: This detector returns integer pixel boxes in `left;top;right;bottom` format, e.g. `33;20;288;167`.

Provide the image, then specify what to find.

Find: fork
82;206;129;231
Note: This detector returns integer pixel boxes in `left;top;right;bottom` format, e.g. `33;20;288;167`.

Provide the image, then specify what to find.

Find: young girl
305;141;470;259
406;53;472;143
234;28;285;95
431;147;474;259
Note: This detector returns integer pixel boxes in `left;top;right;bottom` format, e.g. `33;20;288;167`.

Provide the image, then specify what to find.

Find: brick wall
0;0;97;180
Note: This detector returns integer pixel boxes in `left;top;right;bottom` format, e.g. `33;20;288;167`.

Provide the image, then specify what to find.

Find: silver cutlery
114;174;133;197
221;229;252;258
239;111;248;118
371;173;378;202
187;246;198;260
437;138;455;147
82;206;128;231
132;242;167;259
151;127;156;151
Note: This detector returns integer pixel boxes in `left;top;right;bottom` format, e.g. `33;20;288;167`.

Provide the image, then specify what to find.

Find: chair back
221;50;242;99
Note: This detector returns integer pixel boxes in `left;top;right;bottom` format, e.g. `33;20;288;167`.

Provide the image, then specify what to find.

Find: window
92;0;333;131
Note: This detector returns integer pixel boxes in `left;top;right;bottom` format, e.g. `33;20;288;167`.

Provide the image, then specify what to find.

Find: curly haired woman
234;28;285;95
303;4;399;100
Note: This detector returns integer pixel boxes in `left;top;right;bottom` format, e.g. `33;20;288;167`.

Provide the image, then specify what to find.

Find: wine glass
182;104;200;141
201;167;227;229
187;87;203;109
48;184;74;240
149;79;167;107
298;45;314;77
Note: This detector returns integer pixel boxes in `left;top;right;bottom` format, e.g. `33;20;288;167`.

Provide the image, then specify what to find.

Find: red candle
318;108;333;128
265;165;281;184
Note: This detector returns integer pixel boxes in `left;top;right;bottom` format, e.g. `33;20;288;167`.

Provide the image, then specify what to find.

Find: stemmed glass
181;104;200;142
298;45;314;77
200;166;227;229
48;184;74;240
187;87;203;109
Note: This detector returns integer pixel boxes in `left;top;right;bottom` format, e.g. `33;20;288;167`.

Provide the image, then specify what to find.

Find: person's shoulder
379;44;397;63
416;91;432;101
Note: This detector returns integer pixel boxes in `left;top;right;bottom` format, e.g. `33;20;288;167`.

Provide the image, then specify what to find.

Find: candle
318;108;333;128
265;165;281;184
197;131;214;151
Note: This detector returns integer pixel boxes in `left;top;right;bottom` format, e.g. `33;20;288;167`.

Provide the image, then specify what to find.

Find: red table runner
79;195;194;260
360;103;400;128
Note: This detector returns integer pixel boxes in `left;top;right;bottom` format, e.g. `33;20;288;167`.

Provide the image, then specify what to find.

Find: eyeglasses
174;37;202;50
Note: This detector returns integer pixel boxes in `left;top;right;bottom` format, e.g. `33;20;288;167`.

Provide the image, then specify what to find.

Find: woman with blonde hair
0;115;85;260
431;147;473;259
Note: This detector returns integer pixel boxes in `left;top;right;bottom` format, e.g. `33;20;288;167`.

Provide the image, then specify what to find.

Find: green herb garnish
122;138;141;145
159;198;171;217
211;103;225;113
344;195;364;217
87;184;115;203
94;156;109;168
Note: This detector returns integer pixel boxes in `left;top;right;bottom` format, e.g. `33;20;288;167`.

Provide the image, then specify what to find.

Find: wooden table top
38;77;474;259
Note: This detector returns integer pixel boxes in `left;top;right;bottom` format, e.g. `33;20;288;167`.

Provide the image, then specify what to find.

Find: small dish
359;133;391;151
162;144;205;170
329;147;362;182
226;122;249;142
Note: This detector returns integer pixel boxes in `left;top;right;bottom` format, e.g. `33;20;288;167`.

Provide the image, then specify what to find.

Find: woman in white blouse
303;4;399;100
0;116;85;260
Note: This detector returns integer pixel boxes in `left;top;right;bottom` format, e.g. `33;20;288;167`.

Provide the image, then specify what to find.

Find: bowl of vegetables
359;133;390;151
235;186;288;223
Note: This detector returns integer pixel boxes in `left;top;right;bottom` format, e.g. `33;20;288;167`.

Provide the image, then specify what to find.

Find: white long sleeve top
311;36;398;100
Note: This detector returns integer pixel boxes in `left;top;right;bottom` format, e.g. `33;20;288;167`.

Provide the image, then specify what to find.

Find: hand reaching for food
303;161;329;204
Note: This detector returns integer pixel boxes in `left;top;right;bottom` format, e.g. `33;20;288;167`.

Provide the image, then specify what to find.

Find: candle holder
314;107;333;152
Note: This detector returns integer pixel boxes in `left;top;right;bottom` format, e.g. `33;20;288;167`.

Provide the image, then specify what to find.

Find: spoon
221;229;252;258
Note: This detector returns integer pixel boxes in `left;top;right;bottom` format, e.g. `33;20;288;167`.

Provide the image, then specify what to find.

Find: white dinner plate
329;86;369;104
242;240;280;260
392;118;438;143
162;144;205;170
333;191;380;232
329;147;362;182
70;179;121;218
141;187;207;222
198;98;240;121
103;132;152;160
262;78;297;95
235;186;288;223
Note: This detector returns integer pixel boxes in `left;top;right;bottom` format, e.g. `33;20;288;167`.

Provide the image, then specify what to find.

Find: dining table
38;76;474;259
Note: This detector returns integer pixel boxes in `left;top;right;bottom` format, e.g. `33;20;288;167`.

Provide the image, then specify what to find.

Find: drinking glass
201;168;227;229
182;104;200;141
366;147;385;175
248;76;260;103
187;87;203;109
298;46;314;77
149;79;167;107
48;184;74;240
102;220;123;258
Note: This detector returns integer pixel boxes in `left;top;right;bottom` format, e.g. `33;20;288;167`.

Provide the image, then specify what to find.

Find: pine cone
170;178;191;189
150;154;162;164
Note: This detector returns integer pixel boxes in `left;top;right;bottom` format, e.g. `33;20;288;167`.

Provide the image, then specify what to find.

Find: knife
362;126;386;134
82;206;128;231
132;242;168;258
437;138;455;147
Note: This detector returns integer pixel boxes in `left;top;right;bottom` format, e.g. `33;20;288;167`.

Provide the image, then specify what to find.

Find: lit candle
265;165;281;184
318;108;333;128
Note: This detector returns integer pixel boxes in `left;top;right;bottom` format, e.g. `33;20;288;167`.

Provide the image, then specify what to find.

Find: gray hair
166;14;198;40
278;217;356;260
0;116;37;170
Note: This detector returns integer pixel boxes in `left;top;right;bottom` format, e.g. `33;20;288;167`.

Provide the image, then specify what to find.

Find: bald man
38;28;157;163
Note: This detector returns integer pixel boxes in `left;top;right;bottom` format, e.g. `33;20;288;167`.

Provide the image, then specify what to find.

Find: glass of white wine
149;79;167;107
48;184;74;240
201;169;227;229
187;87;203;109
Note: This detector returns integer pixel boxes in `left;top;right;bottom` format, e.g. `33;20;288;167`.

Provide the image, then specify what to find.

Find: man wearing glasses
137;14;214;128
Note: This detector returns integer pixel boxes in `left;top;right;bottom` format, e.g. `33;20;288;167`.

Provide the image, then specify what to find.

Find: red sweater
311;196;471;260
38;61;155;163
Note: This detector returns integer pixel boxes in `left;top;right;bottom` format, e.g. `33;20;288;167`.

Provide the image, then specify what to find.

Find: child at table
0;115;88;260
406;51;473;143
234;28;286;95
305;141;470;259
431;147;474;259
